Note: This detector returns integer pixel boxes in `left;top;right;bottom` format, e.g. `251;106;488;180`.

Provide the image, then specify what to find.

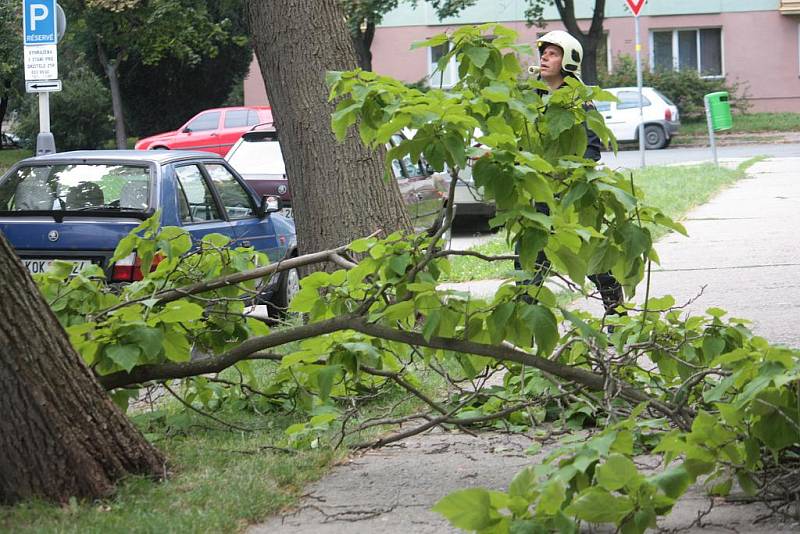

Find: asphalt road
602;140;800;168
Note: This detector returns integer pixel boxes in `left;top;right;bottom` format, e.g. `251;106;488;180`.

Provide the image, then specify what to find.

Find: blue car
0;150;298;309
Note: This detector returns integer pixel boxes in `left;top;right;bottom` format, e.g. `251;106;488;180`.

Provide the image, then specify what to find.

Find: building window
428;42;457;88
650;28;722;76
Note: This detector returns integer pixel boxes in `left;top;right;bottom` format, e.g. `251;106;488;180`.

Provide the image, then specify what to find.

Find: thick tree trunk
0;85;9;145
0;234;165;504
97;41;128;149
246;0;412;259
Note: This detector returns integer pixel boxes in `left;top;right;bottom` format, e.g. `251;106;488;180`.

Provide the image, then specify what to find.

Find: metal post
38;92;50;133
705;95;718;167
36;92;56;156
634;14;645;168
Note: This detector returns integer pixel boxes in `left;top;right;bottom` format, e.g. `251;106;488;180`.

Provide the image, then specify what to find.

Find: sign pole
23;0;62;155
634;13;645;168
704;95;719;167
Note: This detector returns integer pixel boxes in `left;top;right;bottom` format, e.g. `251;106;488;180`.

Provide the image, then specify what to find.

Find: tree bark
246;0;412;261
97;40;128;149
0;233;165;504
0;90;8;146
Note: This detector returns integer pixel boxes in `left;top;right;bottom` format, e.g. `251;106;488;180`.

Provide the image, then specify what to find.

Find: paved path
250;158;800;533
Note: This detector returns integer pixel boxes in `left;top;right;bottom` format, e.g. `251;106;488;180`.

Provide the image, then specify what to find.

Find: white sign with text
24;44;58;80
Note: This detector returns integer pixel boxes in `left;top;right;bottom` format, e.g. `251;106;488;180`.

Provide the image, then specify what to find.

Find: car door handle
604;115;612;119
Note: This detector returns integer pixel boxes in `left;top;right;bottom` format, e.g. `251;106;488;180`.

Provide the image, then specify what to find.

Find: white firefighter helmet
536;30;583;79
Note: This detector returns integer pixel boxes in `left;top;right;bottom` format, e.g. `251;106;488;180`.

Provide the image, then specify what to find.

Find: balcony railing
780;0;800;15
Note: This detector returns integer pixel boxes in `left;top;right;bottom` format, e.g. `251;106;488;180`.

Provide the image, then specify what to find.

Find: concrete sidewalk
251;157;800;533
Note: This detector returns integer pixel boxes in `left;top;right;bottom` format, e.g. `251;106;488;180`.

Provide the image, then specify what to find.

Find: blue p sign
23;0;57;45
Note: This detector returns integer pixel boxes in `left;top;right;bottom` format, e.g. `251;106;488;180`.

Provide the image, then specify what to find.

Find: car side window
186;112;221;132
594;101;612;112
174;165;222;223
204;164;256;220
224;110;249;128
616;91;651;110
246;110;261;126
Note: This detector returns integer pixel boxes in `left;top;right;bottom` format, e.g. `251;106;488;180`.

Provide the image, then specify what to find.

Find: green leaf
381;300;415;321
596;453;638;491
125;325;163;358
423;310;442;342
508;467;535;498
537;479;566;515
649;464;692;499
545;106;574;138
481;84;511;103
520;304;558;356
487;301;515;344
157;301;204;323
157;226;192;258
106;344;142;373
201;233;230;248
565;488;634;524
389;253;411;276
465;45;491;67
314;365;341;401
411;34;449;50
163;329;191;362
432;488;499;531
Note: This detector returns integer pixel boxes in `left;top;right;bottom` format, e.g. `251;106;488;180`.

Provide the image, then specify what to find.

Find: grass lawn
446;158;763;282
0;359;447;533
679;112;800;136
0;148;32;174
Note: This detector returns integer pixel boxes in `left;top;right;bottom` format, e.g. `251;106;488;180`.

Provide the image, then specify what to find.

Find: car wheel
273;265;300;315
644;125;667;149
152;146;169;150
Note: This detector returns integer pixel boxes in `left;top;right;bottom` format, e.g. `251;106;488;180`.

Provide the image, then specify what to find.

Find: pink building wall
245;10;800;113
244;55;269;107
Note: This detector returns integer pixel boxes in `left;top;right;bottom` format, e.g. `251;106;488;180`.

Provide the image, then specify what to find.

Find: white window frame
427;42;458;88
649;27;724;78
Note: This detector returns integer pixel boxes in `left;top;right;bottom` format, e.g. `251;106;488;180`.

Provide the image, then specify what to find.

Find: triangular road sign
625;0;646;16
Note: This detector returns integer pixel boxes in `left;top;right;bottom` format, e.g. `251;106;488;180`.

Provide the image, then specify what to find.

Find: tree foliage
60;0;240;147
24;22;800;528
0;2;24;140
119;0;252;136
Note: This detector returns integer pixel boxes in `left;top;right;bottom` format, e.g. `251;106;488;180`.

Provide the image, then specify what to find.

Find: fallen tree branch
99;314;691;430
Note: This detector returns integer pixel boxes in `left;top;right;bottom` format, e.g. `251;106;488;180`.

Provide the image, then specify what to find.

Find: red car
134;106;273;156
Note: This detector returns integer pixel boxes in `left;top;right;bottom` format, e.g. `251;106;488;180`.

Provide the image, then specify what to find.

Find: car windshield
0;163;151;212
227;138;286;175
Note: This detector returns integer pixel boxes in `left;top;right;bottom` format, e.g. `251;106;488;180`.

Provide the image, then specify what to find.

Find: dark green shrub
599;55;750;120
16;64;113;151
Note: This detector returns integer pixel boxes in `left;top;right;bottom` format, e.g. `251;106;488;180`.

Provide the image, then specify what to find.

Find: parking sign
23;0;57;45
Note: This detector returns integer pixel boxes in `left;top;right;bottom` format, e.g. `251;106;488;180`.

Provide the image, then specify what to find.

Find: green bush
599;55;750;120
16;64;114;151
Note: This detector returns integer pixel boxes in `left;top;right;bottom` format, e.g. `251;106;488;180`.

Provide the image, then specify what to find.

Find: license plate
23;259;92;276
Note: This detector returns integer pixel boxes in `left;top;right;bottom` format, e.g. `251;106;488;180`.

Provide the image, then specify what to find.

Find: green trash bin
706;91;732;131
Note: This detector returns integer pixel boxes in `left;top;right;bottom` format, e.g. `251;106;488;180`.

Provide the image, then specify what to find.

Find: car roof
200;105;271;113
17;149;226;166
